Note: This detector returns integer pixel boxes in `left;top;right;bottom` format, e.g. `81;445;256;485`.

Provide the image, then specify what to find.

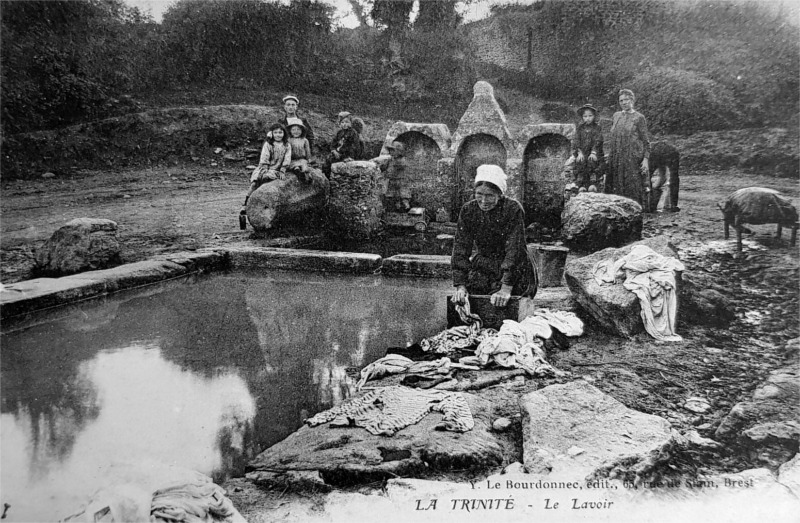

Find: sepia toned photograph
1;0;798;521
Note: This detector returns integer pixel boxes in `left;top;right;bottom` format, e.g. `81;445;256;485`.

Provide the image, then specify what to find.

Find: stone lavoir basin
0;265;455;522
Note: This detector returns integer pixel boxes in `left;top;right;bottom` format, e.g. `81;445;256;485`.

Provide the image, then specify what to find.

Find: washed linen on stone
593;244;685;341
305;386;474;436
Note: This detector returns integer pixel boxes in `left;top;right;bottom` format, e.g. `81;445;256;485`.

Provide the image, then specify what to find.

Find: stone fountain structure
304;81;578;241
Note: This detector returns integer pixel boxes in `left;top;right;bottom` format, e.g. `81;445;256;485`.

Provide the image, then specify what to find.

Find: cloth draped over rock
592;244;685;342
305;386;474;436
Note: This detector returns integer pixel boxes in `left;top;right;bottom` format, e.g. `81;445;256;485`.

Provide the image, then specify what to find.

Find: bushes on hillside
484;0;798;129
0;0;151;134
625;68;741;134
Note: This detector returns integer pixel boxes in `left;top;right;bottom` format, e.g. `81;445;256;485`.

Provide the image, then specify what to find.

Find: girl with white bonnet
452;164;538;308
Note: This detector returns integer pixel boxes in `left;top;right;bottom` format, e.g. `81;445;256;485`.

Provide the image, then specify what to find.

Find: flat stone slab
381;254;451;278
247;392;503;486
1;276;108;319
520;380;674;477
0;250;226;319
227;246;381;274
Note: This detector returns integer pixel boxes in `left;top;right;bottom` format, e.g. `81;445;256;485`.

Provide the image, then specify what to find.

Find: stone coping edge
1;246;573;320
0;249;228;320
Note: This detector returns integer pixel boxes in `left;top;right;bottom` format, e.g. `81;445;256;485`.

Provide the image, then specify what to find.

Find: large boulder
564;235;680;337
246;170;329;231
34;218;121;276
561;192;643;252
327;161;384;240
246;392;503;486
520;380;674;477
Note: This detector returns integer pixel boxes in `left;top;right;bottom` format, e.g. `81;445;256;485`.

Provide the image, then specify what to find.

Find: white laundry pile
419;299;497;355
305;386;474;436
460;315;572;377
61;463;246;523
593;244;686;342
530;308;584;337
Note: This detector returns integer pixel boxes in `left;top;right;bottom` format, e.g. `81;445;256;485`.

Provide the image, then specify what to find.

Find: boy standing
572;104;604;192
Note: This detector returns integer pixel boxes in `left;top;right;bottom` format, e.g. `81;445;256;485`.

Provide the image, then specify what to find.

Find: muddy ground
2;161;798;519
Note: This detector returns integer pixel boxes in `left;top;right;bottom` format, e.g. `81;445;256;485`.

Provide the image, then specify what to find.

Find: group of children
240;97;365;225
240;97;610;227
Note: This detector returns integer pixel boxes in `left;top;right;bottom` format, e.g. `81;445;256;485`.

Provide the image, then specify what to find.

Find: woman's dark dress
452;197;538;297
608;110;650;205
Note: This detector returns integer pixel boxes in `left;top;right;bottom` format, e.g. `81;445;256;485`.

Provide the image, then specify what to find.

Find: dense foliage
488;0;798;132
1;0;797;137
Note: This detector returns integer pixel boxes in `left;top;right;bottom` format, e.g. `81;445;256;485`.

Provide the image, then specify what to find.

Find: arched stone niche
379;122;450;157
523;132;572;228
390;131;445;212
454;133;507;216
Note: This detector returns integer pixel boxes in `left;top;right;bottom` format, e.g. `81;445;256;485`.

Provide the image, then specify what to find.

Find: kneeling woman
452;165;538;308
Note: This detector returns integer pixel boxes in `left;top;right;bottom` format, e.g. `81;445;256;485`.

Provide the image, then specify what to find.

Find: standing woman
452;165;538;308
606;89;651;207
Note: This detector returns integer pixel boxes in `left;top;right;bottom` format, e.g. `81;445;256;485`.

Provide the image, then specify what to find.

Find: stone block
1;277;109;319
520;380;674;477
381;254;450;278
227;246;381;274
328;161;384;240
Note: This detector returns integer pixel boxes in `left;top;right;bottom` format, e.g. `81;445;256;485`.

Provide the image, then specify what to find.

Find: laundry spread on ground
593;244;685;341
305;386;474;436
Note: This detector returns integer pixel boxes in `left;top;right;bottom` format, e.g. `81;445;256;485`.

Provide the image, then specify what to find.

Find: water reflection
1;271;451;521
1;345;255;522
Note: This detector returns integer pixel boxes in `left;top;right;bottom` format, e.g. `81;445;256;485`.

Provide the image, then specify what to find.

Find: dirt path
3;166;796;282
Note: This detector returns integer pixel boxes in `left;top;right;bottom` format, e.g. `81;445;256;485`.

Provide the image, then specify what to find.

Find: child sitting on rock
324;112;363;177
572;104;604;192
285;117;313;182
383;141;412;212
241;123;291;218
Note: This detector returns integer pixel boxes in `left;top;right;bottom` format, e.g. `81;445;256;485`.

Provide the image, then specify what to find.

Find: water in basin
1;270;452;521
